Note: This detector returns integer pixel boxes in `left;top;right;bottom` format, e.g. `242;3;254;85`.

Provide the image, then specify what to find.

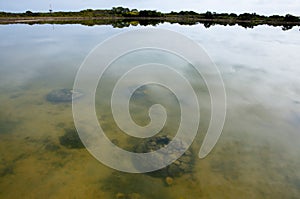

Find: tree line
0;7;299;30
0;7;299;23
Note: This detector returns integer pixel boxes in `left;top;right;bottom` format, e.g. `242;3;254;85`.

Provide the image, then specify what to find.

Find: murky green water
0;23;300;199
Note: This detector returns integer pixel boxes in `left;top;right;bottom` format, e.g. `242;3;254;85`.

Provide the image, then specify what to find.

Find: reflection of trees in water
111;19;162;28
203;21;215;28
4;17;298;31
107;20;298;30
112;21;130;28
139;19;161;26
238;22;254;29
282;24;293;31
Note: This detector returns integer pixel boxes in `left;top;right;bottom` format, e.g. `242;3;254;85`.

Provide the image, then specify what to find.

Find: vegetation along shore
1;7;300;30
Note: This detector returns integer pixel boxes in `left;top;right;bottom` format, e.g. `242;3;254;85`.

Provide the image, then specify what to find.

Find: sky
0;0;300;16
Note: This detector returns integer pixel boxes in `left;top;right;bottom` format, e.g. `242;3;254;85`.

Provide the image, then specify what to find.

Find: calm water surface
0;23;300;198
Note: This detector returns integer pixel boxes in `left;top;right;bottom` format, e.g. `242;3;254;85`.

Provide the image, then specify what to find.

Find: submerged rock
115;193;126;199
134;135;194;177
59;128;84;149
165;176;174;186
46;88;82;103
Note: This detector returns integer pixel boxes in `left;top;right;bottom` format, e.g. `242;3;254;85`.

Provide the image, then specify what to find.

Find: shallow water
0;23;300;198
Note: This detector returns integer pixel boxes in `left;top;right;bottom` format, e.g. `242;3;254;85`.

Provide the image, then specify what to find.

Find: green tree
284;14;299;22
205;11;213;19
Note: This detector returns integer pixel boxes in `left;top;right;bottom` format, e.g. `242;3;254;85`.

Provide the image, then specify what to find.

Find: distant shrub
205;11;213;19
139;10;163;17
284;14;300;22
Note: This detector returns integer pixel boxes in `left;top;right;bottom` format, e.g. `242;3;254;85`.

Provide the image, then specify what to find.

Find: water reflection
87;19;300;31
3;18;299;31
0;24;299;198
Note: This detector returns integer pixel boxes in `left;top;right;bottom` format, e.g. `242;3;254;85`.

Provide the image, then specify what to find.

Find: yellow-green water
0;24;300;198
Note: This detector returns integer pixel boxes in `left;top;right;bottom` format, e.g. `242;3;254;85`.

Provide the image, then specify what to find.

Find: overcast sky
1;0;300;15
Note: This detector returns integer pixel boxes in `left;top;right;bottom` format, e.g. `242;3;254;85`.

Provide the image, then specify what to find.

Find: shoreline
1;8;299;29
1;16;300;27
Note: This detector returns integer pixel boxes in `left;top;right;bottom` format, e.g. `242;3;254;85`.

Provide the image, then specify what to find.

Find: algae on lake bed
101;171;171;199
0;113;20;134
59;128;84;149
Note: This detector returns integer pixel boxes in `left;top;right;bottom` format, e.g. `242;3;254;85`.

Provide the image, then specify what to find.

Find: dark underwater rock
46;88;82;103
134;135;194;177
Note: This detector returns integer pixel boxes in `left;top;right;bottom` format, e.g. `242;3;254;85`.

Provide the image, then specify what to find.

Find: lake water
0;23;300;198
